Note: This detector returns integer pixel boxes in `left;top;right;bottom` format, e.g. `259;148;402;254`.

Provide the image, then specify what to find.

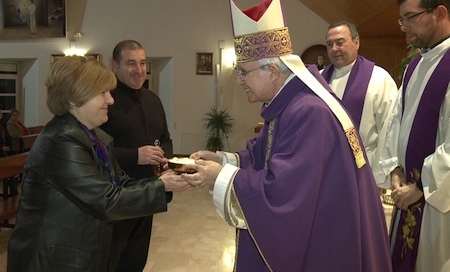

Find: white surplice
379;37;450;272
325;61;398;186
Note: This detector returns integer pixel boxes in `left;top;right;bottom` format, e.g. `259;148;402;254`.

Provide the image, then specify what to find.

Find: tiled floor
0;187;393;272
143;187;236;271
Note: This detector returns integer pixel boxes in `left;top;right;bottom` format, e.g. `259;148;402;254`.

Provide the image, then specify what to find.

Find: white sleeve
212;163;247;229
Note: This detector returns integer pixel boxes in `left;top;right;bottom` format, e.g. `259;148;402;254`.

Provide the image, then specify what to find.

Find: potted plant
204;107;234;151
396;43;420;81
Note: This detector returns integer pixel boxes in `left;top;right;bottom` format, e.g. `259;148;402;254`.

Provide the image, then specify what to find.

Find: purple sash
321;56;374;129
391;48;450;272
402;50;450;180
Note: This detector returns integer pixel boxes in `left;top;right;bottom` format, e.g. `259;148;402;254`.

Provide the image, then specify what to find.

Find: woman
6;108;29;153
7;56;192;272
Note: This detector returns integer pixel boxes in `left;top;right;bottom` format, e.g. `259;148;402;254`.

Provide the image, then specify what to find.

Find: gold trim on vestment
234;27;293;62
227;171;246;228
265;119;276;169
279;54;366;168
345;127;366;168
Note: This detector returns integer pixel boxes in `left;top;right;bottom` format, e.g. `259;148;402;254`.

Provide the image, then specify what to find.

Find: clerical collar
333;59;356;76
421;34;450;53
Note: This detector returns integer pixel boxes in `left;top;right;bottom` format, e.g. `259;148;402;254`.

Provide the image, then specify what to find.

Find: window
0;63;19;115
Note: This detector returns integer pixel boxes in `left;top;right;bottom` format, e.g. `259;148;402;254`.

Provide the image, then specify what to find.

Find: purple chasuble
321;56;374;129
231;73;392;272
391;49;450;272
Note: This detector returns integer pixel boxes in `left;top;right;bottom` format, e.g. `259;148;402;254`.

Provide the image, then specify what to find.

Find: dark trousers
108;216;153;272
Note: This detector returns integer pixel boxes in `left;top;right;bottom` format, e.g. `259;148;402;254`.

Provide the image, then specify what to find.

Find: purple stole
321;56;374;129
391;48;450;272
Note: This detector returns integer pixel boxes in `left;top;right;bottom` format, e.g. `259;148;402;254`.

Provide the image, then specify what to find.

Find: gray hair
258;56;291;74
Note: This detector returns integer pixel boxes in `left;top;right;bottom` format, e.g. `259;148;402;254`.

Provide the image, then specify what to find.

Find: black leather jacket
7;113;167;272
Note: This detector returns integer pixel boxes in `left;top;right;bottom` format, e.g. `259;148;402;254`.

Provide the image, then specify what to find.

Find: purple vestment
321;56;375;129
231;73;392;272
390;49;450;272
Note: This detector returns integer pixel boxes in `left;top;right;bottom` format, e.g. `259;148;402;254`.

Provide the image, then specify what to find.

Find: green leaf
204;106;234;150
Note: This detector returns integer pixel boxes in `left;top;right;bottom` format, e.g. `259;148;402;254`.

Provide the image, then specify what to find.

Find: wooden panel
298;0;403;39
359;36;408;86
27;125;44;134
0;196;20;222
358;4;403;37
298;0;396;25
20;134;39;151
0;152;28;179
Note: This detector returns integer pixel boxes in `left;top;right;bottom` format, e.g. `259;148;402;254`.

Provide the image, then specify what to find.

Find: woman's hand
160;170;193;192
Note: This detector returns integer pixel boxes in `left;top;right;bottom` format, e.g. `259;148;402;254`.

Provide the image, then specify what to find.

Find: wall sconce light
224;48;237;69
64;33;87;56
64;42;87;56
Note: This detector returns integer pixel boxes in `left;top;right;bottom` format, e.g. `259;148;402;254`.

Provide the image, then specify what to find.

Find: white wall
22;59;39;126
0;0;329;154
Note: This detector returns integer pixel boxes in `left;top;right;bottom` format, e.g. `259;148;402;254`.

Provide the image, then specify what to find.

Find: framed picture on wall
50;54;64;67
196;52;213;75
86;53;101;62
51;53;101;67
0;0;66;40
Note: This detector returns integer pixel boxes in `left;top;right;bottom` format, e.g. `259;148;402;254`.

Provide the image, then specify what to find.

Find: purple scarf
321;56;374;129
391;48;450;272
402;49;450;182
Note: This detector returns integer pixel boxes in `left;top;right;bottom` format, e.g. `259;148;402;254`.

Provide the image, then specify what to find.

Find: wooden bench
9;126;43;153
26;125;44;134
19;133;39;151
0;152;28;228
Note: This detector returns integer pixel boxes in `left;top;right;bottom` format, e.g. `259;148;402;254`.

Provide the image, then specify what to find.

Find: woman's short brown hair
45;56;117;116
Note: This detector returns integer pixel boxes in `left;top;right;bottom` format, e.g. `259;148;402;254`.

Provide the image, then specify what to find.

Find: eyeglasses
398;8;433;26
236;64;270;81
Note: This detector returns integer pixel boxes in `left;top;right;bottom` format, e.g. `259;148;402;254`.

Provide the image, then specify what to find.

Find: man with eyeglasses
379;0;450;271
321;21;398;191
181;0;392;271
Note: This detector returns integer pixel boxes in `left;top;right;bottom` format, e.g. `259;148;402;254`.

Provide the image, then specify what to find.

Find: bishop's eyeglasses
236;64;270;81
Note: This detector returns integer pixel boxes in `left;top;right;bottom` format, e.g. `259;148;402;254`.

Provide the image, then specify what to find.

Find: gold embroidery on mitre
234;27;293;62
345;127;366;168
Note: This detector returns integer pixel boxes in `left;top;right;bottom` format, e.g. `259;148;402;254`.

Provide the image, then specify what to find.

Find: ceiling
298;0;404;37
